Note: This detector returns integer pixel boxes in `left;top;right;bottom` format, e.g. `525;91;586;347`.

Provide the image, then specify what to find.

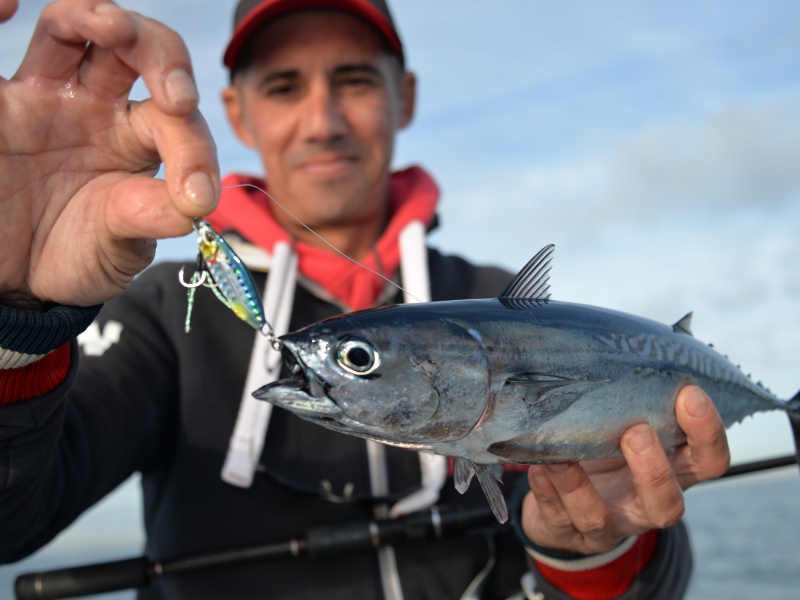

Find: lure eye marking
336;337;380;376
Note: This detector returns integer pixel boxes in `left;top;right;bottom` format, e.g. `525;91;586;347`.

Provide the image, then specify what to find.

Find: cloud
429;98;800;263
596;104;800;219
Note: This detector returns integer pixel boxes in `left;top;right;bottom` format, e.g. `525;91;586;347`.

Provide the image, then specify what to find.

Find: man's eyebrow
333;63;384;78
258;69;300;86
255;64;383;87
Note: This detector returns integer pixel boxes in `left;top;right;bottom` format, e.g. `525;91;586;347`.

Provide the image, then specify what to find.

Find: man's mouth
299;154;356;176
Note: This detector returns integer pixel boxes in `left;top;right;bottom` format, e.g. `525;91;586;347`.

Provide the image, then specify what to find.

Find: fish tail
786;390;800;474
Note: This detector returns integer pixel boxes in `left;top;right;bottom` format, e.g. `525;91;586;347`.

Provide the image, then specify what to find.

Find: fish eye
203;230;217;245
336;337;380;376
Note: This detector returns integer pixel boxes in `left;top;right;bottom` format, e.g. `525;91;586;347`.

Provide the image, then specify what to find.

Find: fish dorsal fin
672;312;694;336
500;244;554;301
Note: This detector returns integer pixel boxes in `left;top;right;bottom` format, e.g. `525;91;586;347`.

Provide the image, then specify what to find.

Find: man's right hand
0;0;219;309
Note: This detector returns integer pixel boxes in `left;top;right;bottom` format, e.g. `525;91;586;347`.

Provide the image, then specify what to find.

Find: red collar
209;166;439;311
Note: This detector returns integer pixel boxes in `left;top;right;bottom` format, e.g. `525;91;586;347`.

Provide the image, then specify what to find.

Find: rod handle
15;557;150;600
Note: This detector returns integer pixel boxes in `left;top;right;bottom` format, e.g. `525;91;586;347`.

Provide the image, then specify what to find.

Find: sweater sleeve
0;269;179;563
0;304;101;404
521;523;692;600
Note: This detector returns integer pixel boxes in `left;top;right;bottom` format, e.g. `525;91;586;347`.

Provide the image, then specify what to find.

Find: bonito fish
255;245;800;522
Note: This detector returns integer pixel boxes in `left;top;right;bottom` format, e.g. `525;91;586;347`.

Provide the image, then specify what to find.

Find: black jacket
0;248;691;599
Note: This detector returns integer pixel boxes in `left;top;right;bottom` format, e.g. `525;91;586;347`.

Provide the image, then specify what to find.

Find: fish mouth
253;346;342;418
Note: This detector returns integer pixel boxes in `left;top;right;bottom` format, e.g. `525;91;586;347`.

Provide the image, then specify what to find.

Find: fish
254;244;800;523
180;218;274;338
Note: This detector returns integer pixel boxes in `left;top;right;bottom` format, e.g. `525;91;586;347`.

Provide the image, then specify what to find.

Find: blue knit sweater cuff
0;304;102;368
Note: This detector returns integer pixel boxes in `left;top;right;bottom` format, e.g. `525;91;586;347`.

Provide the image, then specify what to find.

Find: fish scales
255;245;800;522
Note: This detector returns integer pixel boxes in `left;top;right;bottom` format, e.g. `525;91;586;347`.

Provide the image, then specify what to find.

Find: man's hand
0;0;219;308
521;385;730;554
0;0;18;23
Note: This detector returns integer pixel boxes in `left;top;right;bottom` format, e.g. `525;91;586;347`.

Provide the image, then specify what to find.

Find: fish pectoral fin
505;373;610;392
505;373;584;389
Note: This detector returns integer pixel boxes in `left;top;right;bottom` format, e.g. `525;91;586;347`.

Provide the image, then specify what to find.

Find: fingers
521;425;683;559
520;390;729;556
523;463;622;554
620;424;685;529
102;175;197;242
126;99;219;218
82;9;200;113
17;0;198;116
0;0;18;23
17;1;136;82
672;386;731;487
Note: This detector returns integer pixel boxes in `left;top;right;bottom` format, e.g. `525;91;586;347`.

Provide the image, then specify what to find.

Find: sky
1;0;799;576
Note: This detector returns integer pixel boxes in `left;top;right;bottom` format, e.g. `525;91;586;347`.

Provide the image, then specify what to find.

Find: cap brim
224;0;403;70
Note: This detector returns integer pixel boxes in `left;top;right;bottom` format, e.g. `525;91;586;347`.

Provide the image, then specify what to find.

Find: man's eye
266;84;296;96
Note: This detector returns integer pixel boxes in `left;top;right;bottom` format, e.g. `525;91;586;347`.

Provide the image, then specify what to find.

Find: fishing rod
14;505;500;600
14;453;798;600
718;453;797;478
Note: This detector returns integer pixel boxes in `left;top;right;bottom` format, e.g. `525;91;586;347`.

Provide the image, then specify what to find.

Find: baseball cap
223;0;405;71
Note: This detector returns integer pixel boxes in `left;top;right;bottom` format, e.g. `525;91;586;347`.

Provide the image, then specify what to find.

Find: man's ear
222;85;256;148
398;70;416;130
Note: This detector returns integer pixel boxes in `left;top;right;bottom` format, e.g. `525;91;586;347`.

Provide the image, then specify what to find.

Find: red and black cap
223;0;405;71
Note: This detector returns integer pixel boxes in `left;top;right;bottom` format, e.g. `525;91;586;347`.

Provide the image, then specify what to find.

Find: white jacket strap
221;241;298;487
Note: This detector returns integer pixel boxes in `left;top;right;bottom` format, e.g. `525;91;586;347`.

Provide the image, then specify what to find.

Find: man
0;1;730;598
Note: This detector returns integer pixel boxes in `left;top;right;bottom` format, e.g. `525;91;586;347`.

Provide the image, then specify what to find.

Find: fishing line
221;182;422;303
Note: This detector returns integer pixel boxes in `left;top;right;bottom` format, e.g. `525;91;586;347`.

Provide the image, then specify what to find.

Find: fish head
255;305;492;446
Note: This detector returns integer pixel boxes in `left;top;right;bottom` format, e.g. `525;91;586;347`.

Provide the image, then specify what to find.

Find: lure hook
178;266;207;289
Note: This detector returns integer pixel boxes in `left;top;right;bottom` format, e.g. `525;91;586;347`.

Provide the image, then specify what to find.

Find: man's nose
301;83;347;142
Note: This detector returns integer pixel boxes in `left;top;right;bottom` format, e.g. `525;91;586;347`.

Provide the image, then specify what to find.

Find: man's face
223;11;415;241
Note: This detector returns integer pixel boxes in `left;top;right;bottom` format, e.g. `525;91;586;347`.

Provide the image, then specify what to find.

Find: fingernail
529;469;549;488
183;171;215;210
627;426;655;456
165;68;198;106
94;3;118;15
685;388;709;418
547;462;571;474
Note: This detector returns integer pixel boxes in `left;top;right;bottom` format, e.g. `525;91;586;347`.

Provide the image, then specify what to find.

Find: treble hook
178;265;208;289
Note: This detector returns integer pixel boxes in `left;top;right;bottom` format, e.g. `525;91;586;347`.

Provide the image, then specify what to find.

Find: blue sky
1;0;800;573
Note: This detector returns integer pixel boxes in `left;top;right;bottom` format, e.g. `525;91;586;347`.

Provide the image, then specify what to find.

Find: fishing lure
177;182;416;342
179;218;277;345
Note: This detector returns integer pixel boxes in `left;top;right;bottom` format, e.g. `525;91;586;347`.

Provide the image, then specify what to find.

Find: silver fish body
255;245;800;521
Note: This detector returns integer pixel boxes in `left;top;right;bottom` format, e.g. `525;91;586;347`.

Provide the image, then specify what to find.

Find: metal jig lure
179;218;278;347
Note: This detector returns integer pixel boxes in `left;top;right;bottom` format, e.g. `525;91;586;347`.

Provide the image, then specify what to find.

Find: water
1;469;798;599
0;477;143;600
683;468;800;600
